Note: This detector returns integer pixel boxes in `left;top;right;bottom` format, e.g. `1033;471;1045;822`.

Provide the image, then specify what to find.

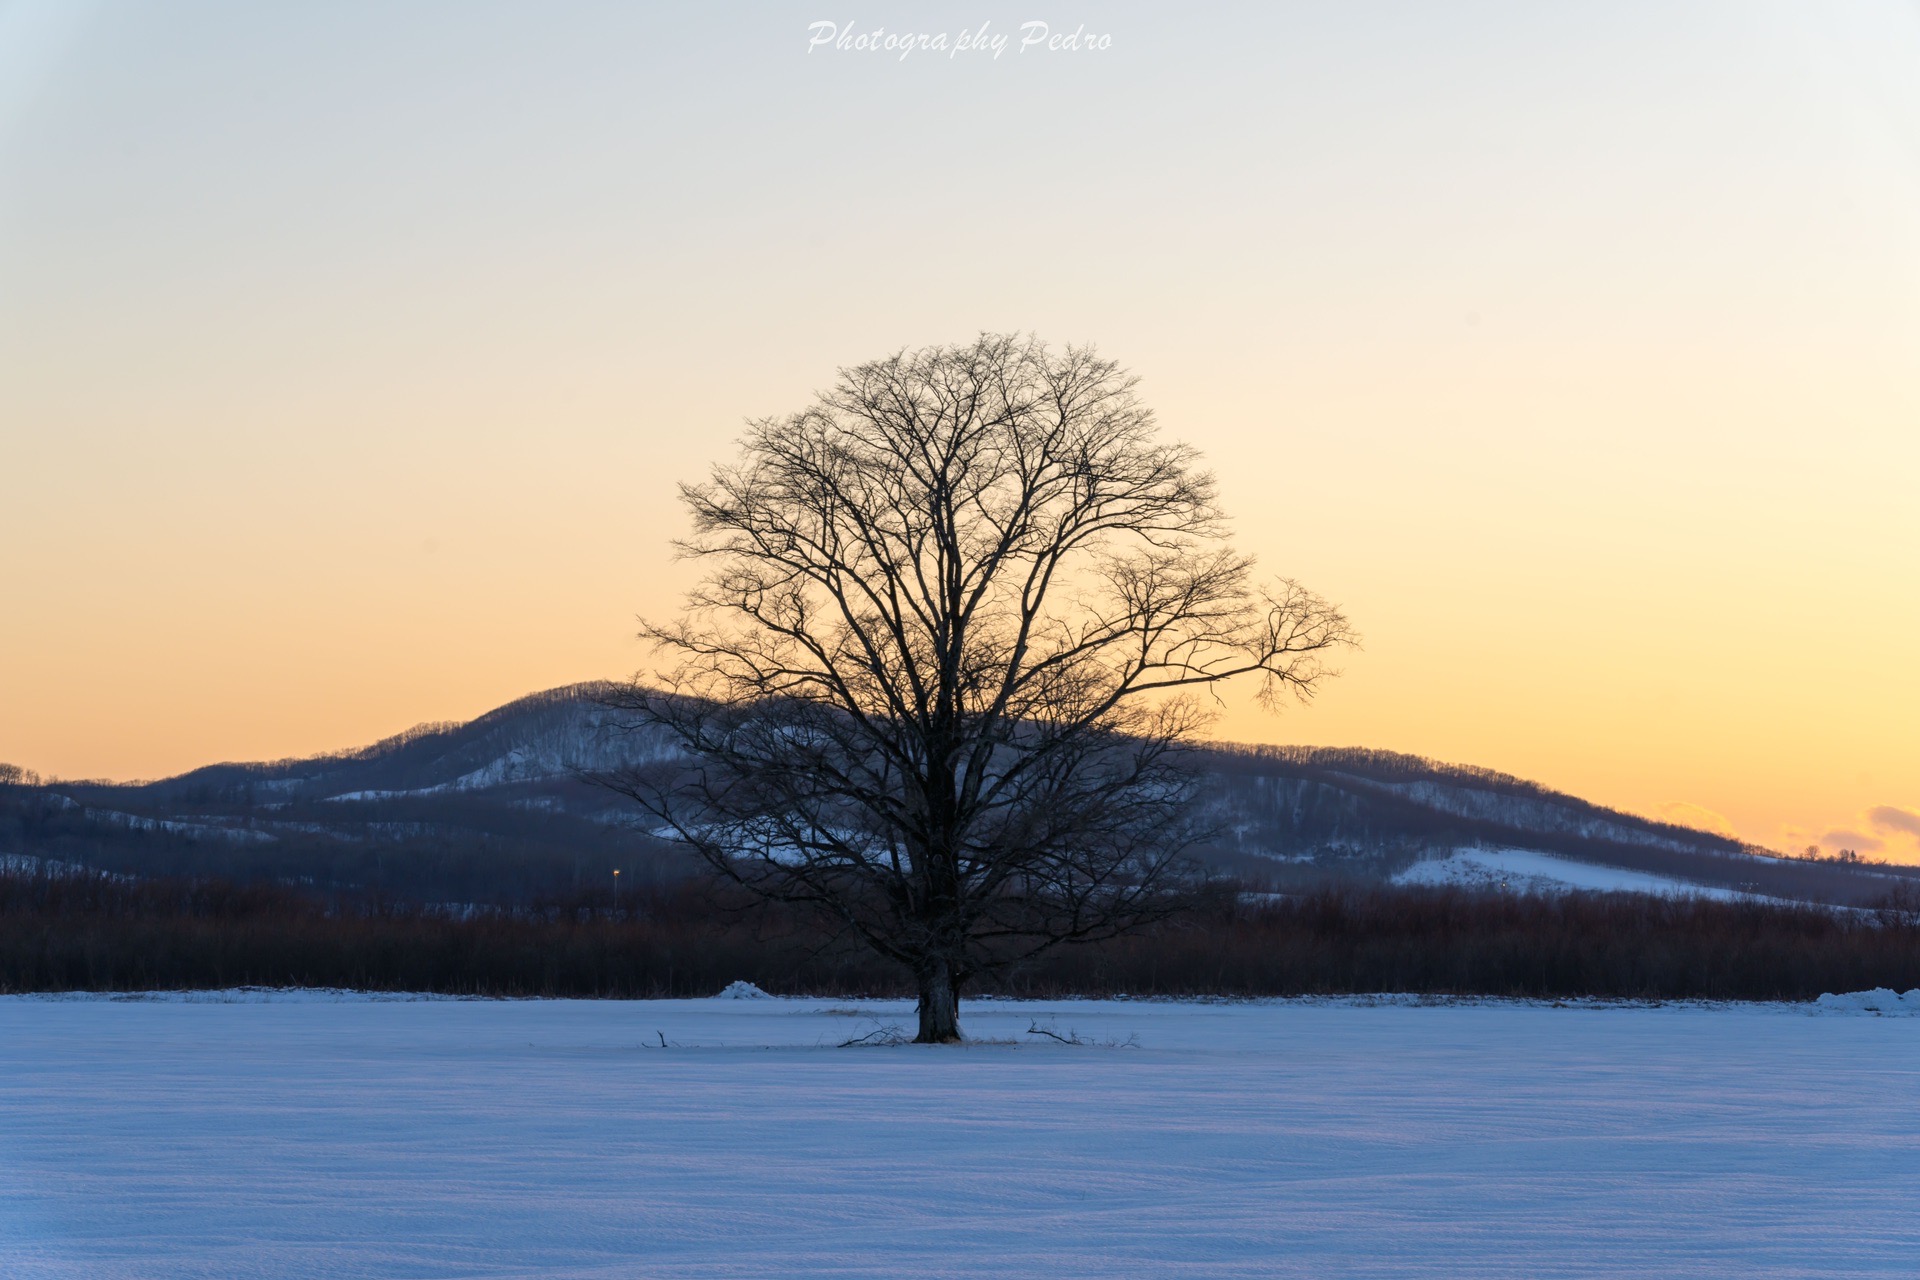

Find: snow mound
715;980;773;1000
1814;988;1920;1015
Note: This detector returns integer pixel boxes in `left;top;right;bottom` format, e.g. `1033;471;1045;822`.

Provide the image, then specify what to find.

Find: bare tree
600;335;1354;1042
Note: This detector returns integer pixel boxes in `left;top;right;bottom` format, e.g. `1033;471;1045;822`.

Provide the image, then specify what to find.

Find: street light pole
612;867;621;913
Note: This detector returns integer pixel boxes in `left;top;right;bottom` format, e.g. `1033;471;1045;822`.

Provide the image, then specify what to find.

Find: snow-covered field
1394;846;1752;897
3;994;1917;1278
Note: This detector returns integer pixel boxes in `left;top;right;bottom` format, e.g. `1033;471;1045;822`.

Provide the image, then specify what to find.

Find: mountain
3;683;1910;906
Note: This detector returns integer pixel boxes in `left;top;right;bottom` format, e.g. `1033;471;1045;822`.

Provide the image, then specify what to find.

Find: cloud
1656;802;1737;838
1820;829;1884;853
1866;805;1920;840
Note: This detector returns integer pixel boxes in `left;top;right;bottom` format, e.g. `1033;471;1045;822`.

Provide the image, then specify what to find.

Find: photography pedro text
806;20;1112;60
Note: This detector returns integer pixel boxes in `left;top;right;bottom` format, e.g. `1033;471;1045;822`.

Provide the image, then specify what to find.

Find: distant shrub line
1;870;1915;1000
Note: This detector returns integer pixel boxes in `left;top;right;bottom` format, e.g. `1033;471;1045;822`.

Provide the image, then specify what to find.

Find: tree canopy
602;334;1354;1041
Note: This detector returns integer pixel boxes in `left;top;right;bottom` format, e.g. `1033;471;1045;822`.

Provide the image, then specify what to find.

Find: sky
2;1;1916;861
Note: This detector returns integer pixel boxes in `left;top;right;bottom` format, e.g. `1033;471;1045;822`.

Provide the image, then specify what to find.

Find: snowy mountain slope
1393;847;1754;898
148;684;674;804
6;683;1912;906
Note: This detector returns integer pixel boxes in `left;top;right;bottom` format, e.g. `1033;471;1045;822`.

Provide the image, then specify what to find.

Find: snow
2;995;1916;1278
1815;987;1920;1014
1347;777;1712;855
0;855;100;878
715;980;772;999
72;805;277;844
1395;845;1750;898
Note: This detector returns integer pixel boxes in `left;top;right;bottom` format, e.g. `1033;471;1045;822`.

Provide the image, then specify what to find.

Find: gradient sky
3;1;1917;860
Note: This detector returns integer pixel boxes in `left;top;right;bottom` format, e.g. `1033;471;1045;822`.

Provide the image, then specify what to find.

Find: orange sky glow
2;2;1917;862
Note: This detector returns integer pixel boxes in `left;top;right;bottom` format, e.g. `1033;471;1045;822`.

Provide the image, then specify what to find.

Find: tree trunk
914;958;962;1044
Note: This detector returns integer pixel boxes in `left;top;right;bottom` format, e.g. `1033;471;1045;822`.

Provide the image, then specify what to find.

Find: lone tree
602;335;1353;1042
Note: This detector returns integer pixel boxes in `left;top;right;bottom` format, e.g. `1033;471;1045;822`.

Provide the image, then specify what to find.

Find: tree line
5;865;1914;1001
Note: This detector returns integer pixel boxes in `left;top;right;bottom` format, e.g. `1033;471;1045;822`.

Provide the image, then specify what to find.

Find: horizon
0;675;1872;866
4;2;1917;862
